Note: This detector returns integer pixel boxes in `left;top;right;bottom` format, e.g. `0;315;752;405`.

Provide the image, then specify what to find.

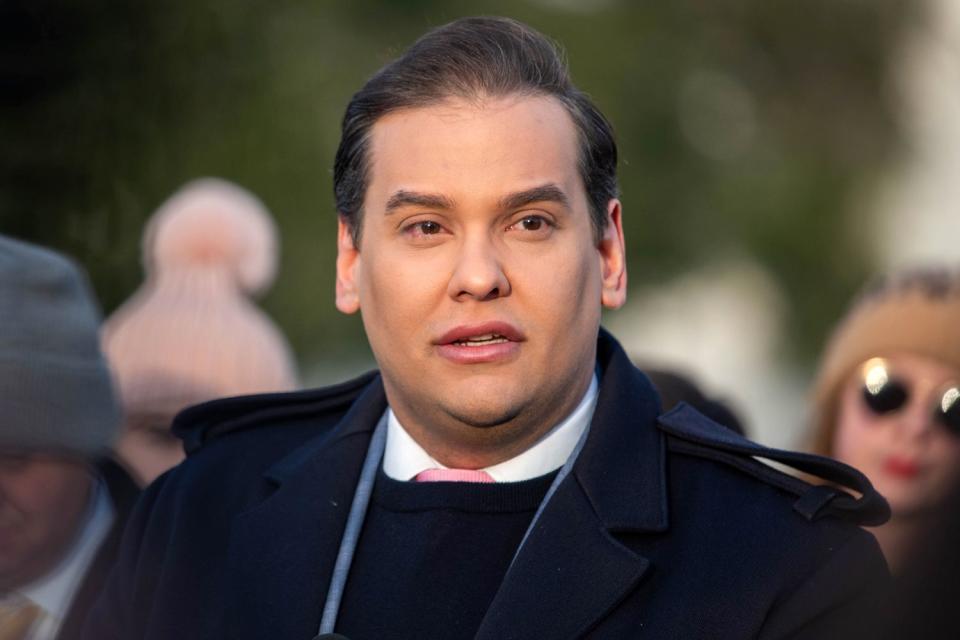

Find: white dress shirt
383;373;599;482
15;476;115;640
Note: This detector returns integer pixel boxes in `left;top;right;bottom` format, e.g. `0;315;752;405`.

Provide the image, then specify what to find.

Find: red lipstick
883;456;920;479
434;321;524;364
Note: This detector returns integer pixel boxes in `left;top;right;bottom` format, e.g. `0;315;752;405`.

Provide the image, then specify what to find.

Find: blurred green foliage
0;0;912;376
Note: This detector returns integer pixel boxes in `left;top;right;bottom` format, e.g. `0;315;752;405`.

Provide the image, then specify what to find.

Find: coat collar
223;378;388;640
575;327;669;533
265;376;387;485
225;329;669;640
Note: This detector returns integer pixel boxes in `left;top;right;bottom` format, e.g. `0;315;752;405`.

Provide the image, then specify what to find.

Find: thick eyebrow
498;183;570;212
384;190;455;215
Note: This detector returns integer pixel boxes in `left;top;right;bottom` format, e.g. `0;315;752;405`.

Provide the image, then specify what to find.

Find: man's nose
447;234;510;302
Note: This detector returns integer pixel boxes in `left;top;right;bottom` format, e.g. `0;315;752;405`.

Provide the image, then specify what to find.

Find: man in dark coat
84;16;888;640
0;236;140;640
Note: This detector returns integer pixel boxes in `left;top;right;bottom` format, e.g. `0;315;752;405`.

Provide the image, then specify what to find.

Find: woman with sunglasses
809;267;960;572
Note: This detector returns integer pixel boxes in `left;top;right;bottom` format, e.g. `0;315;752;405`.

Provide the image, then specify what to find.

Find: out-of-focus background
2;0;957;447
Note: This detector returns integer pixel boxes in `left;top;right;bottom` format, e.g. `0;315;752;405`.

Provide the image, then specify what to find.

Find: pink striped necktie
414;468;495;483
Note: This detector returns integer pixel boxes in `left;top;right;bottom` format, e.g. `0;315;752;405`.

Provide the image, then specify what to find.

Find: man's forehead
364;94;585;209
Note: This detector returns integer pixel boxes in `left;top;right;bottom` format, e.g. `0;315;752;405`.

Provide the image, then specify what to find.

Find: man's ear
335;218;361;314
598;199;627;309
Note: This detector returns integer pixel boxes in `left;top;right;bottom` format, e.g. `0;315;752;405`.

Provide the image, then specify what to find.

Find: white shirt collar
383;373;599;482
17;475;115;638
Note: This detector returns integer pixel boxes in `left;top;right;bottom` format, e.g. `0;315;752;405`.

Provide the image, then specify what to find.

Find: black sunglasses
859;358;960;434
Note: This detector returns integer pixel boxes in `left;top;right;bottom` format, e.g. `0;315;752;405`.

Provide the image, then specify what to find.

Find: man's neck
387;370;596;469
384;374;599;480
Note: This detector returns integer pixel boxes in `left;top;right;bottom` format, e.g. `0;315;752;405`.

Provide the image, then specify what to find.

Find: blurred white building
605;259;806;448
873;0;960;268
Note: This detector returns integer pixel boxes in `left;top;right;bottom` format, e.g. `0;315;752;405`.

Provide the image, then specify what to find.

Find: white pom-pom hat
144;177;277;295
103;178;299;419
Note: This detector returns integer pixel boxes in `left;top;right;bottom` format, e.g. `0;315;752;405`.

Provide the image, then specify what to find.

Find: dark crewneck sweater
335;468;557;640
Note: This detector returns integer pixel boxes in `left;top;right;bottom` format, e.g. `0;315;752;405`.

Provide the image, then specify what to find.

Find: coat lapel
476;330;669;640
222;377;386;640
474;479;650;640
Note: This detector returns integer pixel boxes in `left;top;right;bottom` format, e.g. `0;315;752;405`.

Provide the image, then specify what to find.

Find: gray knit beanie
0;235;120;455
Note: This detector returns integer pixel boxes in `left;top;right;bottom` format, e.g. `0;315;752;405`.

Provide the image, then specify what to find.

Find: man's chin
442;403;524;430
432;391;529;430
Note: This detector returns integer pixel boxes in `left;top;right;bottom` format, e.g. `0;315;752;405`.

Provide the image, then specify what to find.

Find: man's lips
434;322;525;346
433;322;524;364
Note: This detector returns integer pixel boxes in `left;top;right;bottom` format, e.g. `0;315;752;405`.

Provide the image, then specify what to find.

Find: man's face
336;94;626;467
0;453;92;590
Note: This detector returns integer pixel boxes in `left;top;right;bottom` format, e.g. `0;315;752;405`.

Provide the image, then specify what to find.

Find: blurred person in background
0;236;139;640
101;178;299;485
809;267;960;572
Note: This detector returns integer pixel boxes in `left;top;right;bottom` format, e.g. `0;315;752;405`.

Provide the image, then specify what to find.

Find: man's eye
418;221;442;234
509;215;552;234
406;220;443;236
520;216;543;231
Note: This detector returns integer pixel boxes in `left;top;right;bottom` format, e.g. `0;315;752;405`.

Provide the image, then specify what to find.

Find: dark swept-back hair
333;16;619;245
